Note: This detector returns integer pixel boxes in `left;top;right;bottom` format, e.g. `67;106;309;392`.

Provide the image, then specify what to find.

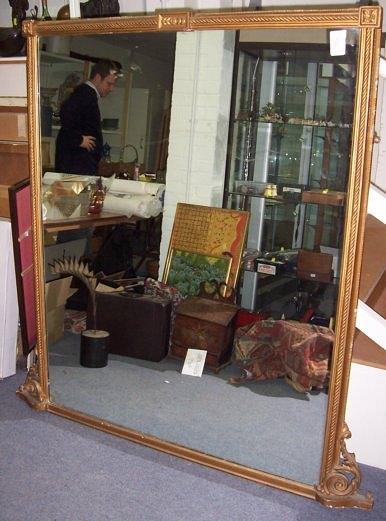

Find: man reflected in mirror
55;59;122;176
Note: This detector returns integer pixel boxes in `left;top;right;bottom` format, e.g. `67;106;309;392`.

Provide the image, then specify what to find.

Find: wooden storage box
297;249;333;283
0;109;27;142
301;190;345;206
170;297;239;371
0;184;10;217
0;139;29;218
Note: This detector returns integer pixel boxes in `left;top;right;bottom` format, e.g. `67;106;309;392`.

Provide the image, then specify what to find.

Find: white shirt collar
85;80;100;99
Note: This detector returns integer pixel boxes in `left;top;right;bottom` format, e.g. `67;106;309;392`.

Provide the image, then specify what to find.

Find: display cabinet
224;42;356;320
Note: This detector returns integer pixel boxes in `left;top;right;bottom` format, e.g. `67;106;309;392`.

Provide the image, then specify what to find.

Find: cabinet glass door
225;42;356;316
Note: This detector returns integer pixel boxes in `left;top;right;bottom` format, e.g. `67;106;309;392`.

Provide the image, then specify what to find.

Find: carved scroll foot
16;363;48;411
315;422;374;510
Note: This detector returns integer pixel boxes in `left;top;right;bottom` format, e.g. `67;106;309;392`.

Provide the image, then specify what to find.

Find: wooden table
44;211;138;233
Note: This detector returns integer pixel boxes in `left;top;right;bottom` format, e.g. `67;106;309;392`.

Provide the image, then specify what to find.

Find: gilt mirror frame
18;5;381;509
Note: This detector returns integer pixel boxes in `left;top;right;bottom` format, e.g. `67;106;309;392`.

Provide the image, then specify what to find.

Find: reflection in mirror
225;29;357;322
40;32;176;179
41;26;357;487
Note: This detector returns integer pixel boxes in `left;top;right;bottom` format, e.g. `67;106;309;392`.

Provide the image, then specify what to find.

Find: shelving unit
224;43;356;318
234;117;351;128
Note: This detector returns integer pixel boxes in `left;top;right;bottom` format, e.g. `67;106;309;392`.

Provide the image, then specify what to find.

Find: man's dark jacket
55;83;103;175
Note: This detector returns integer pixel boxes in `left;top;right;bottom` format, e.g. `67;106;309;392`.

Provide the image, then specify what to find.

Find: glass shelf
227;190;287;201
233;117;352;129
224;42;355;313
242;265;339;285
226;190;346;206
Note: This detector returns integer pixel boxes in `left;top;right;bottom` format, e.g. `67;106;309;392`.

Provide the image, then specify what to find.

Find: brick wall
159;30;235;275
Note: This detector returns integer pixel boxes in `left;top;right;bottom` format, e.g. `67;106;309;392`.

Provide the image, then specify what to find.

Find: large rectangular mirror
18;6;381;509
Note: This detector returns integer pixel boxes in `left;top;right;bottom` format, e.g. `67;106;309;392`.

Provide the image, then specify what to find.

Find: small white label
182;349;207;377
257;263;276;276
283;186;301;193
330;30;347;57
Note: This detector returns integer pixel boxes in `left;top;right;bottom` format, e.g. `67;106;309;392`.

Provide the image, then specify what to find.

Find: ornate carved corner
22;20;36;37
360;6;381;28
315;422;374;510
16;363;48;411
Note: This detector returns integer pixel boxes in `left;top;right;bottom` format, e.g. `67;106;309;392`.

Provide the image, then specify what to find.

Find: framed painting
163;203;249;291
9;178;36;355
164;249;231;297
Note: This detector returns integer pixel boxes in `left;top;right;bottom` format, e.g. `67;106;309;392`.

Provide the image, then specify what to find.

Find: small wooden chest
297;249;333;283
170;297;239;371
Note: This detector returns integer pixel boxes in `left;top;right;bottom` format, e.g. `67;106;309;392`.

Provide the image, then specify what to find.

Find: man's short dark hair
90;59;122;80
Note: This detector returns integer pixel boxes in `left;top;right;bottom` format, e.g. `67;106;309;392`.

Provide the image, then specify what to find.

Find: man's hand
80;135;96;151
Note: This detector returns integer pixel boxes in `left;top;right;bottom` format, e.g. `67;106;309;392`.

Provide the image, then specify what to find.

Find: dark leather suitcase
91;291;172;361
170;297;239;371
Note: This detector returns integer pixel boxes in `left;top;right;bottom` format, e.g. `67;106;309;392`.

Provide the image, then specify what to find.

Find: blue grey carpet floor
1;371;386;521
48;332;328;485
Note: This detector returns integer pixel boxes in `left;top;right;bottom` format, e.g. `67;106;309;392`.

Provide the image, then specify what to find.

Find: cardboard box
44;238;88;282
45;276;76;345
0;184;10;218
0;111;27;141
0;142;29;186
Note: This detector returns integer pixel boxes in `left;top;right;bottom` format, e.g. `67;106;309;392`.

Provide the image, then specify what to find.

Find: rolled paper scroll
109;179;165;199
103;193;163;219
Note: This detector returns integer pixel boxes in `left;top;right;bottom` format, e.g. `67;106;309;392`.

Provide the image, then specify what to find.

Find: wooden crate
171;297;238;371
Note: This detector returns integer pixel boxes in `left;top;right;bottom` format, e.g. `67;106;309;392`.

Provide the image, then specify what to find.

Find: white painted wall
0;59;26;100
346;364;386;470
159;30;234;271
348;22;386;470
0;0;384;473
372;44;386;192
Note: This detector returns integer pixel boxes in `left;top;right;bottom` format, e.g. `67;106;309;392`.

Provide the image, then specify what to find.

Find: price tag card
181;349;207;377
257;262;276;276
329;30;347;56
